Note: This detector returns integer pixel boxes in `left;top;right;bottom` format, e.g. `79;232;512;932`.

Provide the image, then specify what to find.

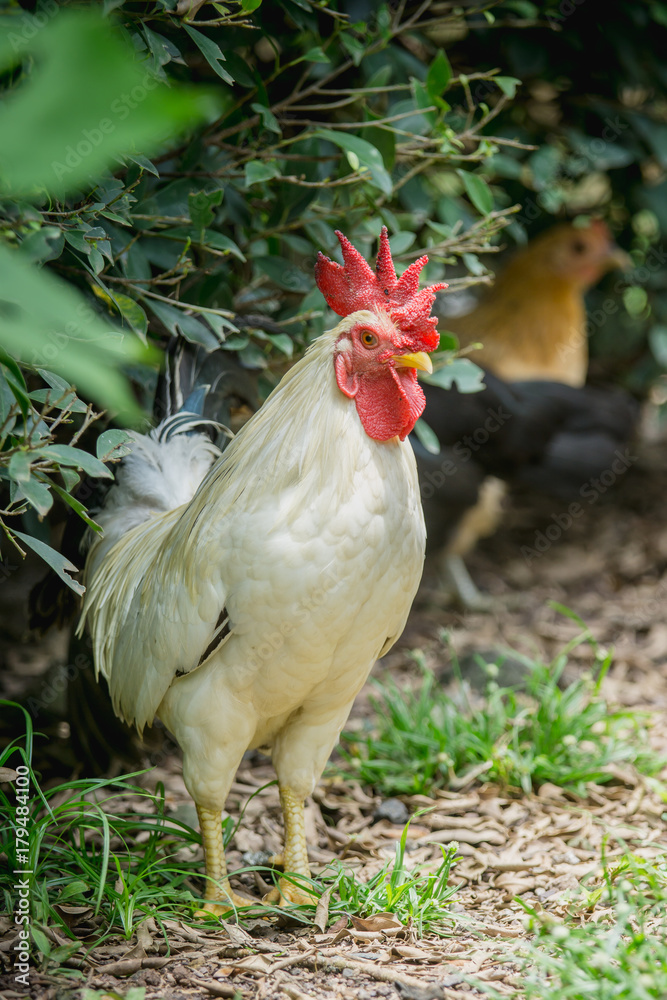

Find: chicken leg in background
414;372;639;608
411;371;627;605
419;219;635;608
29;343;261;776
77;229;445;913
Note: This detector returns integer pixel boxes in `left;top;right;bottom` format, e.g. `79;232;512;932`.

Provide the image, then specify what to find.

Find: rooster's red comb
314;227;447;351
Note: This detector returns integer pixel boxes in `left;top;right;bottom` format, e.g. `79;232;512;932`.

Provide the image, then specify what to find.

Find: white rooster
79;228;444;912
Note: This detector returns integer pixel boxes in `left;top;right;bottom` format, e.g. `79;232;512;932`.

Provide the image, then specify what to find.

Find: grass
320;823;460;937
341;614;663;796
517;851;667;999
1;712;214;956
3;601;667;991
267;823;461;937
0;701;460;970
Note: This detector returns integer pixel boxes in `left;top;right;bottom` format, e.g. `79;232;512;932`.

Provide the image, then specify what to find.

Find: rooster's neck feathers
180;317;390;532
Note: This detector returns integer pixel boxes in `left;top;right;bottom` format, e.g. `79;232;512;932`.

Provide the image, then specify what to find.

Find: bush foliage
1;0;666;582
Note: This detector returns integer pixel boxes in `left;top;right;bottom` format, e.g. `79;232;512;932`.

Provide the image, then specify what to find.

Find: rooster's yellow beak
393;352;433;374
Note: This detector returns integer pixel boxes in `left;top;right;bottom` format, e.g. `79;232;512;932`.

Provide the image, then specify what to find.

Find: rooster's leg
269;705;355;906
196;806;255;916
264;786;317;907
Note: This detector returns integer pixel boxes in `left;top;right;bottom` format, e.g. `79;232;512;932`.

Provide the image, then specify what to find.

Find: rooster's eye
360;330;378;349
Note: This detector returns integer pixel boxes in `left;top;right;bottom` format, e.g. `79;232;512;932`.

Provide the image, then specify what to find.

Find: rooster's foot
195;888;257;918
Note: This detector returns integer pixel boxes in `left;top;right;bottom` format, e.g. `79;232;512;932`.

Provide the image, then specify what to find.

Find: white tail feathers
87;421;220;573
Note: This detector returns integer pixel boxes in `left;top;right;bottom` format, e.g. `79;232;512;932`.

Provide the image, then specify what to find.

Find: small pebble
242;850;275;866
373;797;409;825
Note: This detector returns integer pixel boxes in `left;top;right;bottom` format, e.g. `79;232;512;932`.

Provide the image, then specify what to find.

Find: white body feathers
79;316;426;812
88;429;220;575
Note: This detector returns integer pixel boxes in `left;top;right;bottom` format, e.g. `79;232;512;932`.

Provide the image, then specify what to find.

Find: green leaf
84;227;108;242
46;942;83;966
302;47;330;63
0;244;151;420
251;102;281;135
494;75;521;99
112;293;148;342
205;314;239;340
433;333;459;353
147;299;219;351
426;50;452;99
50;482;101;532
38;445;113;479
241;0;263;10
4;367;30;420
0;371;17;432
422;358;486;393
8;452;31;484
88;247;104;274
412;81;437;129
239;343;267;369
624;285;648;316
37;370;72;394
64;230;92;255
29;388;84;411
462;253;486;277
340;33;365;66
255;256;311;292
413;418;441;455
12;528;84;595
0;10;216;199
162;227;245;260
125;153;160;176
96;429;134;462
457;170;493;216
31;925;51;958
362;123;396;171
32;369;88;412
100;209;132;227
61;468;81;493
266;333;294;357
244;160;281;187
366;65;393;89
0;347;27;390
183;24;234;85
389;231;416;255
17;477;53;516
221;333;249;352
312;128;393;195
188;189;223;230
143;26;179;77
19;226;65;265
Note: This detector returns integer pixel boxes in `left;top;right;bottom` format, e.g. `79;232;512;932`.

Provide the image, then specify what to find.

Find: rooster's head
315;228;446;441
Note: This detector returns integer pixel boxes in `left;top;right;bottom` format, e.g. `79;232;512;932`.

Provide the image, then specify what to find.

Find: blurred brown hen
449;219;630;386
420;220;634;608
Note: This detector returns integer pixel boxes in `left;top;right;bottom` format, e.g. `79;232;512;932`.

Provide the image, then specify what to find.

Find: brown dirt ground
2;435;667;1000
